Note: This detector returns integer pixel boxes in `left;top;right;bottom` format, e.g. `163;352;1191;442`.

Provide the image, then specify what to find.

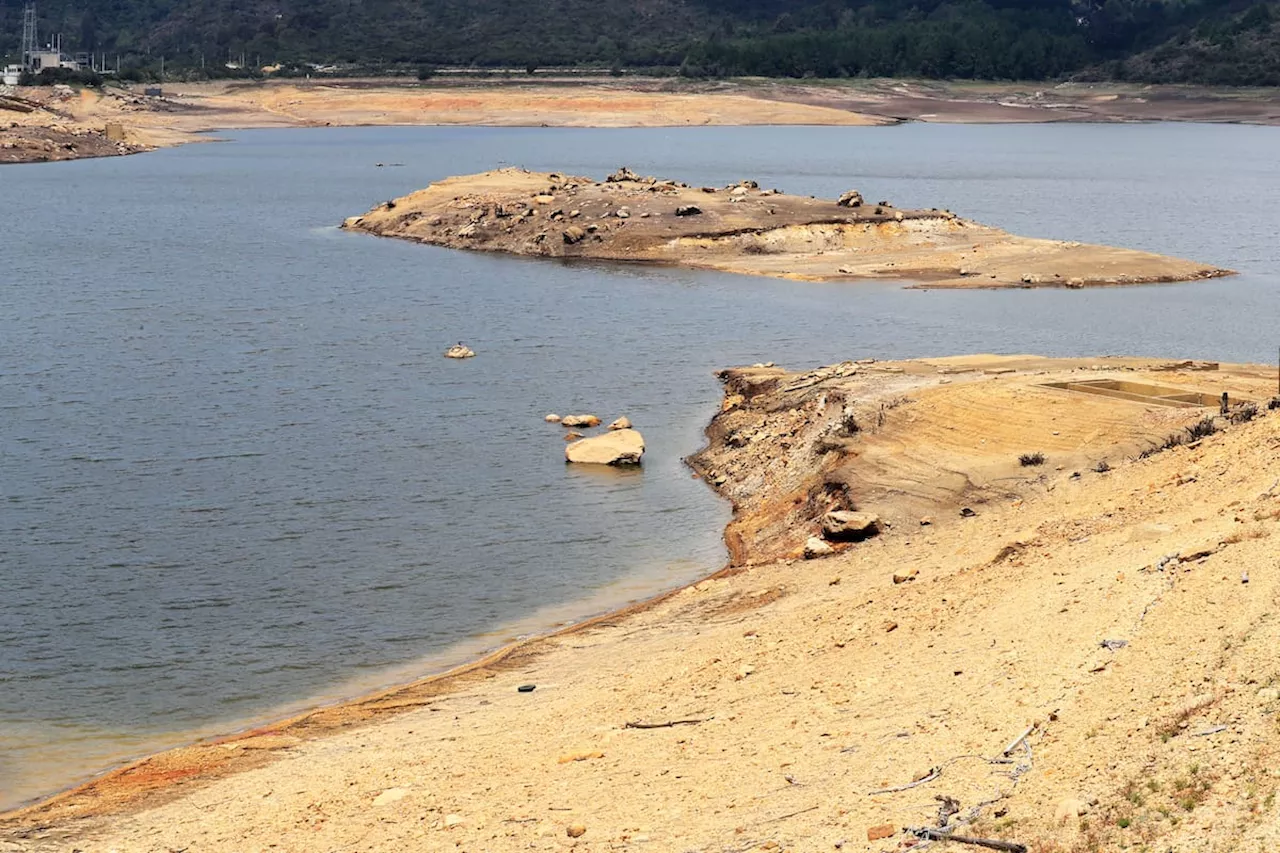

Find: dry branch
909;827;1027;853
624;717;709;729
1000;724;1035;757
868;766;941;795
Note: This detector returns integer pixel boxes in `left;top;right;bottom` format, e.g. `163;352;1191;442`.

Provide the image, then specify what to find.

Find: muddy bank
342;167;1231;289
5;355;1280;853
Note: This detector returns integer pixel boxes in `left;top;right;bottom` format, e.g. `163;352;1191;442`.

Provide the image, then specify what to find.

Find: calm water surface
2;123;1279;808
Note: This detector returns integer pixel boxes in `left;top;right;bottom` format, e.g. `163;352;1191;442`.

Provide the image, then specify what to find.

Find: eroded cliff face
687;356;1273;566
342;167;1231;288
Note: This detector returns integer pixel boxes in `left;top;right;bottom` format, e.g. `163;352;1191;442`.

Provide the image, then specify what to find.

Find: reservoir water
3;122;1279;810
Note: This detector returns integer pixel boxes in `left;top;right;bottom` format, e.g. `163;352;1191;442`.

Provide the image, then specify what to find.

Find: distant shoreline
5;76;1280;165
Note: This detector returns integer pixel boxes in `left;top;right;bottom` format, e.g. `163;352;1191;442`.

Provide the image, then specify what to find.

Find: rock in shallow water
565;429;645;465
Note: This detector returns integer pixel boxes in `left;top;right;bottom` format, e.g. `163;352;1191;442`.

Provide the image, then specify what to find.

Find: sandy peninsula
4;354;1280;853
341;167;1230;289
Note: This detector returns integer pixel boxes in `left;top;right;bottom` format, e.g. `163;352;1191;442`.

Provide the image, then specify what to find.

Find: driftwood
755;804;819;825
868;766;941;795
1191;725;1227;737
909;827;1027;853
624;717;709;729
1001;724;1035;757
935;795;961;826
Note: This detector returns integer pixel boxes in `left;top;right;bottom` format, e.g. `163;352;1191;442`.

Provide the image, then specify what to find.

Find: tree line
1;0;1277;85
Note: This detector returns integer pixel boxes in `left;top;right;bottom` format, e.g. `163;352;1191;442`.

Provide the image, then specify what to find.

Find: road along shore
4;354;1280;853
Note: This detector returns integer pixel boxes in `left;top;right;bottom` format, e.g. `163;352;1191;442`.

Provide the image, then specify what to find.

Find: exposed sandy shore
341;167;1230;289
4;355;1280;853
7;76;1280;165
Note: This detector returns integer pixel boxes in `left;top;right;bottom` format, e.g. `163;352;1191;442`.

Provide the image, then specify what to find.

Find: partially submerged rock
608;416;632;430
565;429;645;465
444;344;475;359
561;414;602;428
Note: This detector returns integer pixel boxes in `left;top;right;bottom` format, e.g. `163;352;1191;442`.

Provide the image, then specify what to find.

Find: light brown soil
4;355;1280;853
9;77;1280;165
342;168;1230;289
0;78;890;165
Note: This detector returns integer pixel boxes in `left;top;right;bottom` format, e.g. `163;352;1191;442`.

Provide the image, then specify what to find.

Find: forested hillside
1;0;1278;85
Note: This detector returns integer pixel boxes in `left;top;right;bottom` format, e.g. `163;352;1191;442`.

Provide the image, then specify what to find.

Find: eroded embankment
6;355;1280;853
342;167;1232;289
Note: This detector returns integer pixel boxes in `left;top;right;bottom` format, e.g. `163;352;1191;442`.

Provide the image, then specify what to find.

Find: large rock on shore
822;510;882;541
565;429;645;465
803;536;834;559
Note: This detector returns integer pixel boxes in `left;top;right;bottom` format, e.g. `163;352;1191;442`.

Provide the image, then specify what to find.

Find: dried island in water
342;166;1231;289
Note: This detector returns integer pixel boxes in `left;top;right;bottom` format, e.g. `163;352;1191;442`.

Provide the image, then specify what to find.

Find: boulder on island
444;344;476;359
565;429;645;466
561;414;602;428
837;190;864;208
822;510;882;542
608;416;632;430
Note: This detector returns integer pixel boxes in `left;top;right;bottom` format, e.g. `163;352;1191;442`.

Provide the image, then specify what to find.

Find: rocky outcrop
608;417;632;430
444;344;476;359
565;429;645;465
561;414;602;428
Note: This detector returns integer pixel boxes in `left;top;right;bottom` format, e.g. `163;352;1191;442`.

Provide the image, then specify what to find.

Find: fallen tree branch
755;804;819;825
624;717;709;729
1001;724;1035;757
909;827;1027;853
1191;725;1227;737
868;766;941;795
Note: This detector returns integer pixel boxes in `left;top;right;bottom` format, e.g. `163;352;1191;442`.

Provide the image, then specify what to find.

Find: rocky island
342;167;1231;289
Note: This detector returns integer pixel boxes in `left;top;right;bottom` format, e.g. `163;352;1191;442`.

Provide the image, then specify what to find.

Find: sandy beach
8;76;1280;165
5;355;1280;852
